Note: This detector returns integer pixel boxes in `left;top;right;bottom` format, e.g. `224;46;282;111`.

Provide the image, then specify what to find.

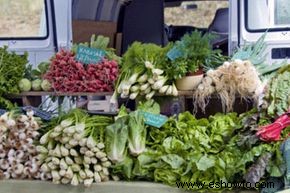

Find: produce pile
18;62;52;92
37;109;115;187
105;100;157;163
0;110;43;180
237;110;290;191
165;30;226;78
0;101;288;192
116;42;178;100
43;35;119;93
43;50;118;92
264;65;290;117
0;46;27;109
256;111;290;142
115;32;227;101
109;104;287;192
0;31;289;193
191;34;286;114
193;59;263;113
16;35;120;94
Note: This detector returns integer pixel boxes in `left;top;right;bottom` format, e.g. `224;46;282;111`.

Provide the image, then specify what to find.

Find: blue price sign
142;111;168;128
167;46;182;61
76;45;106;64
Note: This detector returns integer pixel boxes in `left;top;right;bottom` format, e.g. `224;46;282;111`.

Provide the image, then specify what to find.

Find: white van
0;0;72;67
229;0;290;64
0;0;289;66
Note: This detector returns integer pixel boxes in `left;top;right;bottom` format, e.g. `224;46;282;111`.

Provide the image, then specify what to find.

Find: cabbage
41;79;52;91
32;79;42;91
18;78;32;92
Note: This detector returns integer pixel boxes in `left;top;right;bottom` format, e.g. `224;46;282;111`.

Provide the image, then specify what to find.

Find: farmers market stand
0;180;257;193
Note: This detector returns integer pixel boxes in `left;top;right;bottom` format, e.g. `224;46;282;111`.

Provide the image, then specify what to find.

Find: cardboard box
72;20;118;49
87;96;112;112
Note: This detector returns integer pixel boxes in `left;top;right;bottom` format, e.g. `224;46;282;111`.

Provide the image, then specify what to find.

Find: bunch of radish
86;60;118;92
44;50;119;93
117;61;178;100
37;110;118;187
0;111;45;180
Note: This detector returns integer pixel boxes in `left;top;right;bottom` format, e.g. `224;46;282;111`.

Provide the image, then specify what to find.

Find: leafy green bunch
111;110;285;191
106;100;159;164
231;33;286;78
121;42;169;70
0;46;27;109
166;31;226;79
116;42;172;86
24;62;49;80
265;64;290;116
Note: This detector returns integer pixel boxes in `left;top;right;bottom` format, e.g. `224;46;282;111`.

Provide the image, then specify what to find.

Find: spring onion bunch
37;109;118;187
0;110;42;180
117;60;178;100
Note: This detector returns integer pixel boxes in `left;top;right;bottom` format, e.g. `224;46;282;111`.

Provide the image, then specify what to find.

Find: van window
164;1;228;28
0;0;47;39
246;0;290;31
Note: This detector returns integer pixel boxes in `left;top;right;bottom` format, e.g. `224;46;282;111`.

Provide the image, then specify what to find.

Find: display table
6;91;254;117
7;92;114;107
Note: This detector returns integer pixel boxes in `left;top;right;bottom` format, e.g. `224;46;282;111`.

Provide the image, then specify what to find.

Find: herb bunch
167;31;226;79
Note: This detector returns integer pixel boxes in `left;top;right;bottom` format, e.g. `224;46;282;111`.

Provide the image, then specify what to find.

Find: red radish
44;50;119;92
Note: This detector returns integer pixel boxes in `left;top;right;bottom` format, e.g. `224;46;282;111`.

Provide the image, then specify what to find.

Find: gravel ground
165;1;229;28
0;0;43;37
0;0;228;38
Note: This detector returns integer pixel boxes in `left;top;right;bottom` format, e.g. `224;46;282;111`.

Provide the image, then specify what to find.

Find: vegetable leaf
0;46;27;109
196;155;215;171
161;154;185;169
106;118;128;163
128;111;147;156
137;99;160;114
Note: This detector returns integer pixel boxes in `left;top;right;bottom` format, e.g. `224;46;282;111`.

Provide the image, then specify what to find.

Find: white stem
85;150;94;157
84;178;94;187
94;172;101;183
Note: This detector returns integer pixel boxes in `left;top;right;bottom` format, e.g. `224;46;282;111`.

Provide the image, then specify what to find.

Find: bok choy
106;118;128;163
128;111;147;156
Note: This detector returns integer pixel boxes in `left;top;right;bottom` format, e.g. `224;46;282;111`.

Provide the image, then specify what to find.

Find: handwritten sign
167;46;182;61
142;111;168;128
76;45;106;64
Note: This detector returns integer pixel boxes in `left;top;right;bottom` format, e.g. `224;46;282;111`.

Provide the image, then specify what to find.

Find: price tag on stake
76;45;106;64
142;111;168;128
